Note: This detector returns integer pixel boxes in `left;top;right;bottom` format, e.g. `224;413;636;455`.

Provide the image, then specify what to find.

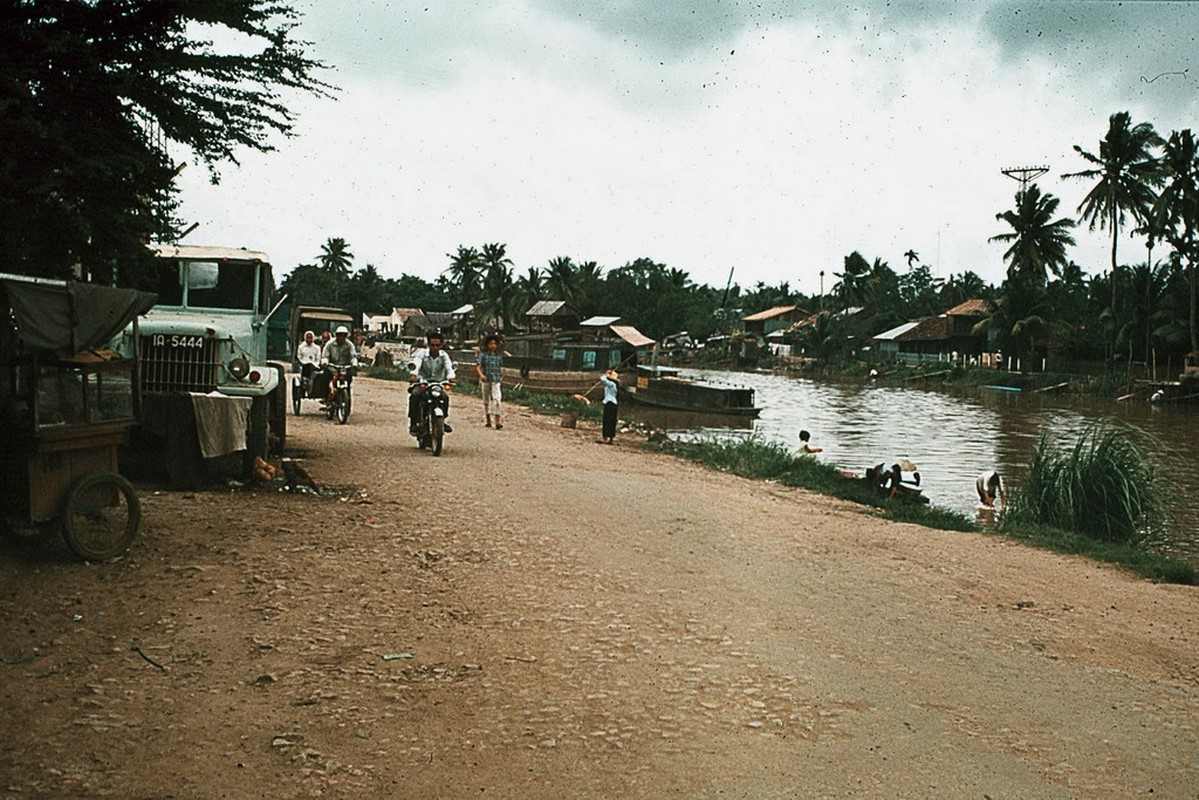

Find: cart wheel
0;516;54;547
62;473;141;561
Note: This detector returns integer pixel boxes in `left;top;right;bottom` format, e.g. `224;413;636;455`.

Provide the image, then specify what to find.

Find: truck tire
268;363;288;455
243;395;270;478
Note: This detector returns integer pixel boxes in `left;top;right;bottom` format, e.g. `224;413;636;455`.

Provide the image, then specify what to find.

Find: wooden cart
0;274;156;560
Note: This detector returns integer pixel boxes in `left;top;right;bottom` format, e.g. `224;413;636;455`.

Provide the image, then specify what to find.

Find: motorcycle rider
295;330;321;393
320;325;358;405
408;330;456;434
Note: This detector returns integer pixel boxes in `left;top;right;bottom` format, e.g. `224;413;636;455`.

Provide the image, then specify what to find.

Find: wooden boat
500;366;610;396
622;366;760;417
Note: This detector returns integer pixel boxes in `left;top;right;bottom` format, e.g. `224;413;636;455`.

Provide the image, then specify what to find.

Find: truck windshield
185;261;257;310
138;257;261;311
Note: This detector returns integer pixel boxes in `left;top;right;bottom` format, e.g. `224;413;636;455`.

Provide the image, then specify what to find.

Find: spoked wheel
292;381;302;415
431;416;444;456
336;388;350;424
62;473;141;561
0;516;54;547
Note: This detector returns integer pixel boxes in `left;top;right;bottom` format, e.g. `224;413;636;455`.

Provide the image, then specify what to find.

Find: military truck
111;244;288;486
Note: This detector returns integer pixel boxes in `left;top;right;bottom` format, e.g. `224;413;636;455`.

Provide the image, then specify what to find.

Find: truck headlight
228;357;250;379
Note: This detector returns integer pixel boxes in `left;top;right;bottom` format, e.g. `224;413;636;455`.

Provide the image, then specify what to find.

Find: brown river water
628;368;1199;566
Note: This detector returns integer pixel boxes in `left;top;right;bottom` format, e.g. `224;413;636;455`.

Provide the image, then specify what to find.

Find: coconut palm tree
444;245;482;303
1063;111;1164;347
476;261;518;333
834;251;871;308
1150;129;1199;351
544;256;579;307
989;184;1077;284
318;237;354;278
903;249;920;268
478;242;512;278
515;266;544;322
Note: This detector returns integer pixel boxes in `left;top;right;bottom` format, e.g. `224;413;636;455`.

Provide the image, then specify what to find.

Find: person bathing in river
976;470;1006;509
798;430;823;454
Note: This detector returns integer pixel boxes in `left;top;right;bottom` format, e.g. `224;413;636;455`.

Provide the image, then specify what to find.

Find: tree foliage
0;0;331;280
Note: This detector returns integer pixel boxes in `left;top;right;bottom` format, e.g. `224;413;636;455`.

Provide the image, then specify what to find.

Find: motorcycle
409;378;452;456
323;365;355;425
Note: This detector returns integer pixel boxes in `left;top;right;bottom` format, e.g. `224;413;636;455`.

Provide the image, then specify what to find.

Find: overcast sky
175;0;1199;297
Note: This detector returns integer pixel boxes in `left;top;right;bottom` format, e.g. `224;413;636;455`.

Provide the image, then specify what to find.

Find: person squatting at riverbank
597;369;619;444
476;333;504;429
976;470;1005;508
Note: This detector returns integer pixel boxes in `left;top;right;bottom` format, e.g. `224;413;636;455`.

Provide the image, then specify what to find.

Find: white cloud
174;1;1196;302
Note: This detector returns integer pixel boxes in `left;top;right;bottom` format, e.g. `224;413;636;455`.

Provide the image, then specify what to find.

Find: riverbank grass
655;436;977;532
653;435;1195;585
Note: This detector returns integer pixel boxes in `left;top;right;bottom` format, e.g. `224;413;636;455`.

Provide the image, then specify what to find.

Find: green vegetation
650;436;978;532
1004;422;1170;543
647;433;1195;584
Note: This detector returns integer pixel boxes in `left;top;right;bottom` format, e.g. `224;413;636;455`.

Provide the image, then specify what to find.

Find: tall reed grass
1005;422;1169;543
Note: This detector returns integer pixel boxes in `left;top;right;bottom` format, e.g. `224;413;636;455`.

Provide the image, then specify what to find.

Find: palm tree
834;251;871;308
1063;111;1164;347
318;237;354;278
989;184;1077;284
478;242;512;277
544;256;579;307
477;261;518;332
903;249;920;268
515;266;543;322
444;245;482;303
1150;129;1199;351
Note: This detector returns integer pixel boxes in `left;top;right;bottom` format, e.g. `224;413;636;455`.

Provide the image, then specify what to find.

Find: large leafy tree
1063;111;1164;347
0;0;330;281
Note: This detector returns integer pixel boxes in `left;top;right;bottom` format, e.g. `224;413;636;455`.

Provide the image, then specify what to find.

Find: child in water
798;430;823;454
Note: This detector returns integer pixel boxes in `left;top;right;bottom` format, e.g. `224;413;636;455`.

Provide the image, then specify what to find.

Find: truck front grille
140;335;220;393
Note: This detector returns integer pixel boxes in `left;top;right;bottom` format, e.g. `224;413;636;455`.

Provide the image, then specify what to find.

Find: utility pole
1001;165;1049;196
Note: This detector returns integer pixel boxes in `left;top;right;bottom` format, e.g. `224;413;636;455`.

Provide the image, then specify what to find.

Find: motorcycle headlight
228;357;250;379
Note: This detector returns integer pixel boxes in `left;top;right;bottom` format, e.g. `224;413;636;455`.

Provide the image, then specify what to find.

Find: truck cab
112;244;288;486
115;244;281;397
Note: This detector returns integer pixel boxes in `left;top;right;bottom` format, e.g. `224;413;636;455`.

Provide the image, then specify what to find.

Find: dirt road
1;377;1196;798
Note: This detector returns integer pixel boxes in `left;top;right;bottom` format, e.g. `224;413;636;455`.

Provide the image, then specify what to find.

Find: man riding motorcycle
408;330;456;434
320;325;359;404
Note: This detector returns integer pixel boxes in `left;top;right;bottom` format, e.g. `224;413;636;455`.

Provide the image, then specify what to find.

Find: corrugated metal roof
527;300;569;316
742;305;798;322
872;321;920;341
608;324;656;347
581;315;623;327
